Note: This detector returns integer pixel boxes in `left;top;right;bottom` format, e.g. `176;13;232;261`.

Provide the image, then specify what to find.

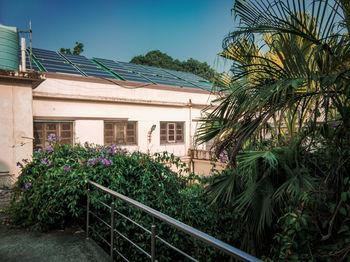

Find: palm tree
198;0;350;163
197;0;350;258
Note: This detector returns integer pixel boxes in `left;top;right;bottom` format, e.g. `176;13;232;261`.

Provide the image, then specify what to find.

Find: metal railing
86;180;261;262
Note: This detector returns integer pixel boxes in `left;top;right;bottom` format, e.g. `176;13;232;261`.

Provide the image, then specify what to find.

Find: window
104;121;137;146
160;122;184;144
33;121;73;149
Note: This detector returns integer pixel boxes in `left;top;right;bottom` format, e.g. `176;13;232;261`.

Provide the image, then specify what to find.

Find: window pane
61;131;71;138
34;123;43;130
47;123;57;131
176;135;183;141
105;121;137;146
105;130;113;136
34;121;73;148
105;123;113;129
61;123;71;130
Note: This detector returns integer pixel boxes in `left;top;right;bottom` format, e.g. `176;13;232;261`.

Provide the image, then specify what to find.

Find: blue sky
1;0;236;72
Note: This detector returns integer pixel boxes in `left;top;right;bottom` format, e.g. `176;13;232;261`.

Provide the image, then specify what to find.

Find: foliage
60;42;84;55
196;0;350;260
8;141;241;261
130;50;217;82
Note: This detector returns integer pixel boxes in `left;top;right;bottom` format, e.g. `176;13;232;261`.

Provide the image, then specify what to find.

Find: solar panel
31;48;66;63
18;50;41;71
26;57;40;71
77;65;115;79
139;65;175;77
60;53;97;67
189;81;213;91
93;58;129;70
111;69;152;83
163;69;207;82
40;60;82;75
116;61;154;73
61;55;117;79
144;75;197;88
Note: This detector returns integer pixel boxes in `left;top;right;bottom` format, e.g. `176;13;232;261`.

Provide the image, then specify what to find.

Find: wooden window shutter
33;121;73;149
104;122;114;146
33;122;44;149
160;122;167;144
104;121;137;146
167;123;175;142
176;122;184;142
126;122;136;145
59;122;73;146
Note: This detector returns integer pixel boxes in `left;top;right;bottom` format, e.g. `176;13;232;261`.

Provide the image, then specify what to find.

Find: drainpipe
20;37;26;72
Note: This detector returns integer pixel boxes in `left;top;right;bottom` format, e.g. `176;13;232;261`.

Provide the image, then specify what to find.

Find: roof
24;48;213;91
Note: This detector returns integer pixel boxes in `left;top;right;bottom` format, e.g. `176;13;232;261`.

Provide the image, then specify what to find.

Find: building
0;46;217;187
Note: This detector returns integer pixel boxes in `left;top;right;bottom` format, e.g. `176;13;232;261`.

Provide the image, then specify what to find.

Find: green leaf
340;207;347;216
341;192;347;202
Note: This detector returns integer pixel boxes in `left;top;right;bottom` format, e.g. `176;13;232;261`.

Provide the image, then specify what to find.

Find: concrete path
0;190;110;262
0;223;110;262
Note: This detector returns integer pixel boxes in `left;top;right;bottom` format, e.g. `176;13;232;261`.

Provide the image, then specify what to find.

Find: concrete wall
0;74;215;186
0;82;33;187
33;77;214;156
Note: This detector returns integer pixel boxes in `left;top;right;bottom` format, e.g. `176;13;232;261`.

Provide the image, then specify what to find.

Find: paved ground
0;189;12;210
0;189;110;262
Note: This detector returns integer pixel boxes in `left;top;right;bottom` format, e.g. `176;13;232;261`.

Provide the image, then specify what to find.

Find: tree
59;42;84;55
197;0;350;259
130;50;216;82
198;0;350;165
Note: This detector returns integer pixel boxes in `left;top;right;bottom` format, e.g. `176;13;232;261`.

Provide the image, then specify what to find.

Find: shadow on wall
0;160;12;189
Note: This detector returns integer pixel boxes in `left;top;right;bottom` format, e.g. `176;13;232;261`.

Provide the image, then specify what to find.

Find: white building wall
0;82;34;187
33;77;213;156
75;120;104;145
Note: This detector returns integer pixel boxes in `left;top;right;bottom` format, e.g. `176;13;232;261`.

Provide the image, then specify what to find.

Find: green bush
8;141;240;261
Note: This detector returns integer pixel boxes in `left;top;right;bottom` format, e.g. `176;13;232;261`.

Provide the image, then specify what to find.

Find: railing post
151;222;156;262
86;182;90;239
110;196;115;261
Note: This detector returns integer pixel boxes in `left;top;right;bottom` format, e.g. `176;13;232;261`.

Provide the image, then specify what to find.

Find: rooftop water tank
0;24;19;70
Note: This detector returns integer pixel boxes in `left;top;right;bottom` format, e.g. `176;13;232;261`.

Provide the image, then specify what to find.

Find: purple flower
220;155;228;163
106;145;116;156
89;149;96;154
329;122;337;128
202;173;214;179
16;162;24;168
24;182;31;189
63;165;71;172
88;158;97;165
101;158;111;166
219;150;228;163
45;146;53;153
40;158;51;166
47;133;58;144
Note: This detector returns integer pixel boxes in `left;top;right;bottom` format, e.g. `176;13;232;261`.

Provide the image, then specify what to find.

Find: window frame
160;121;185;145
104;121;138;146
33;120;74;149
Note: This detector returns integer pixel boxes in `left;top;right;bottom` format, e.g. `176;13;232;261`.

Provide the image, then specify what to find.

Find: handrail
87;180;261;262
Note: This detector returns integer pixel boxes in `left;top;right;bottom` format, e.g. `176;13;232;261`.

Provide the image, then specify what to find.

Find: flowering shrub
7;140;240;261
